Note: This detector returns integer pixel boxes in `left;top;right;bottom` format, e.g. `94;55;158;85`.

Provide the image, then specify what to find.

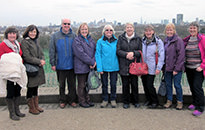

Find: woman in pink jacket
183;22;205;116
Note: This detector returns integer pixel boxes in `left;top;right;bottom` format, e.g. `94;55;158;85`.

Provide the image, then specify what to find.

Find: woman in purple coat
72;23;96;108
163;23;185;110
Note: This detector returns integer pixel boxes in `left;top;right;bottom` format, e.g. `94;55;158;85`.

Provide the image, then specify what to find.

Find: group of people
0;18;204;121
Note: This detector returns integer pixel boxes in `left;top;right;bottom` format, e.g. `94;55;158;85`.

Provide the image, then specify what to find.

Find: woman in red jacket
0;27;25;121
184;22;205;116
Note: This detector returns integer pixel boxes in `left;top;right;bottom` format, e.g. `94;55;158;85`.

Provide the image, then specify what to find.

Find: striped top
185;36;201;69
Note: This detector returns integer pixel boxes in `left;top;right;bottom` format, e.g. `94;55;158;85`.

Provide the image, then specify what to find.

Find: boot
14;97;26;117
163;100;172;108
34;96;44;112
27;98;40;115
6;98;20;121
176;101;183;110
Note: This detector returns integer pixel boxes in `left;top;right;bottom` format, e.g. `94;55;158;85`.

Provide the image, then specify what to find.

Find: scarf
3;39;20;53
125;33;135;43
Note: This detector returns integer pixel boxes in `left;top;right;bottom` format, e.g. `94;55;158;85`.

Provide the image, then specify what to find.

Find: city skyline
1;0;205;26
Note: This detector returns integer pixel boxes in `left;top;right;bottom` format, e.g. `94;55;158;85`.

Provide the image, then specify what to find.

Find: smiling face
28;29;37;39
145;28;154;39
165;27;175;37
80;25;88;38
61;19;71;34
125;24;134;37
189;25;198;37
7;32;17;43
104;27;113;38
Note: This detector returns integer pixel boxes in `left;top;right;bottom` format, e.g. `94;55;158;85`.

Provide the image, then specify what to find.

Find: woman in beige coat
21;25;46;115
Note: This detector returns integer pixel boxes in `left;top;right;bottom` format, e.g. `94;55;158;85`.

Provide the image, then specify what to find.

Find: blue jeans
101;71;118;101
165;71;183;102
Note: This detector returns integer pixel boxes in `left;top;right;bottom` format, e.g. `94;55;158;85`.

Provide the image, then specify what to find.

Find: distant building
172;18;176;24
134;22;138;26
177;14;183;25
163;19;169;25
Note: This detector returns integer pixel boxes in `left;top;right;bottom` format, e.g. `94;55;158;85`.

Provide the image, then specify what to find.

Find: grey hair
189;21;200;32
102;24;115;35
144;24;154;31
125;22;134;28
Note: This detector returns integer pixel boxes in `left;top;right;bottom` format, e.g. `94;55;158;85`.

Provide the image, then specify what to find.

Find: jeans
121;75;139;104
101;71;118;101
165;71;183;102
6;81;21;99
186;67;204;112
141;74;158;104
56;69;77;104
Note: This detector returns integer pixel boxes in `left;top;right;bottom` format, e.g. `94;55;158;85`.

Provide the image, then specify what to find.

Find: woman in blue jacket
95;24;119;108
72;23;96;108
141;25;165;108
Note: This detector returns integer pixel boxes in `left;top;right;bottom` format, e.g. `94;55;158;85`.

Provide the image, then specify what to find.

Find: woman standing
21;25;46;115
95;24;119;108
72;23;96;108
117;23;142;109
183;22;205;116
0;27;26;120
163;23;185;110
141;25;165;108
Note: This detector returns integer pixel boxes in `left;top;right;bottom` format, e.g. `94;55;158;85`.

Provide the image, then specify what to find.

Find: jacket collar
60;27;73;36
102;35;117;43
121;32;138;40
183;33;202;43
164;34;178;43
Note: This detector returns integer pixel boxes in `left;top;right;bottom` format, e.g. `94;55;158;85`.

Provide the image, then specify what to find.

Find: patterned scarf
3;39;20;53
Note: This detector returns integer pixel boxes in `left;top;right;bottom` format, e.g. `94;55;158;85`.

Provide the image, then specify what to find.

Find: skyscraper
177;14;183;25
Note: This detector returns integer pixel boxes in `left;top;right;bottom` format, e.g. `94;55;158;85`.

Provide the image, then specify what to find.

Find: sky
1;0;205;26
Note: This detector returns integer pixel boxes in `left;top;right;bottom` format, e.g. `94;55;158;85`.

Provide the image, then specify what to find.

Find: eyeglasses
105;29;113;32
63;23;71;25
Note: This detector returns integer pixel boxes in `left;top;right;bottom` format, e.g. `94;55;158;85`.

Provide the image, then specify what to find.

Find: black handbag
158;74;166;96
24;63;39;77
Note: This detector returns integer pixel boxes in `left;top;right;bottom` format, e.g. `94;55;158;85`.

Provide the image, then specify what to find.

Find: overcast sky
1;0;204;26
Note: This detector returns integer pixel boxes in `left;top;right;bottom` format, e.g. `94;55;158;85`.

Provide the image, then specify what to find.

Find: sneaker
134;103;140;108
79;103;90;108
192;110;203;116
164;100;172;108
188;104;195;111
111;100;117;108
87;101;94;107
70;102;77;108
59;103;66;109
123;104;130;109
176;101;183;110
100;101;108;108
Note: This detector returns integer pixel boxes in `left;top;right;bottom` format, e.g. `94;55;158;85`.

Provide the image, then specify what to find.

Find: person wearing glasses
117;23;142;109
49;18;77;109
95;24;119;108
72;23;96;108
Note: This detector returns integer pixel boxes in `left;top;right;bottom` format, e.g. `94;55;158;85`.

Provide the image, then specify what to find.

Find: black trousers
57;69;77;104
26;86;38;99
121;75;139;104
186;67;204;112
6;81;21;99
141;74;158;104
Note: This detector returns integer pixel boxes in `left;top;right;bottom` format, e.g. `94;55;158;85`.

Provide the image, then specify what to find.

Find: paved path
0;103;205;130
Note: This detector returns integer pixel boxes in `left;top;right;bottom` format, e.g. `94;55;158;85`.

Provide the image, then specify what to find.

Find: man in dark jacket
49;18;77;108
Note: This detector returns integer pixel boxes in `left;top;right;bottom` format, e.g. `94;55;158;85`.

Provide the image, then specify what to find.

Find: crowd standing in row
0;18;205;121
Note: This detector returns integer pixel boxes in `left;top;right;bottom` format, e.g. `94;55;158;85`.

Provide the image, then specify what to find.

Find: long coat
117;32;142;76
21;38;45;88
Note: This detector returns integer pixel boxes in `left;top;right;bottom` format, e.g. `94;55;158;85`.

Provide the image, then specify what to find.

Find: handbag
24;63;39;77
129;51;148;76
158;74;166;96
86;69;101;91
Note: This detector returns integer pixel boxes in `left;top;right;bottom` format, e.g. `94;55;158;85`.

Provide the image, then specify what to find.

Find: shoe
70;102;77;108
111;100;117;108
148;103;158;109
27;98;40;115
87;101;94;107
34;96;44;112
123;104;130;109
144;101;151;106
79;103;90;108
176;101;183;110
192;110;203;116
164;100;172;108
188;104;195;111
100;101;108;108
59;103;66;109
134;103;140;108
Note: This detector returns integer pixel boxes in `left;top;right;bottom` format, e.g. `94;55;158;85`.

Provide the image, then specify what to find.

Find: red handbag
129;51;148;76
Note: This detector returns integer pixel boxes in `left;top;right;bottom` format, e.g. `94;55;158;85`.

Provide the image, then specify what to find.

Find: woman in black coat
117;23;142;109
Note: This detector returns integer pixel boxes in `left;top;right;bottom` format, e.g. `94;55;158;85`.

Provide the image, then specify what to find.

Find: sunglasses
105;29;113;32
63;23;71;25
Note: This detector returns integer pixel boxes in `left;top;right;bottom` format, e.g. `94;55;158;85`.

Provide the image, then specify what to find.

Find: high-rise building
177;14;183;25
172;18;176;24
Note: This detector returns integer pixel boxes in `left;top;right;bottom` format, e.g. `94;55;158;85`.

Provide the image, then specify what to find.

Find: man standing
49;19;77;108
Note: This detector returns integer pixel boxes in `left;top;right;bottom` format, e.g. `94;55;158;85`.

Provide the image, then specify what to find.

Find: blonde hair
125;22;134;28
164;23;176;34
102;24;115;35
76;23;89;36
